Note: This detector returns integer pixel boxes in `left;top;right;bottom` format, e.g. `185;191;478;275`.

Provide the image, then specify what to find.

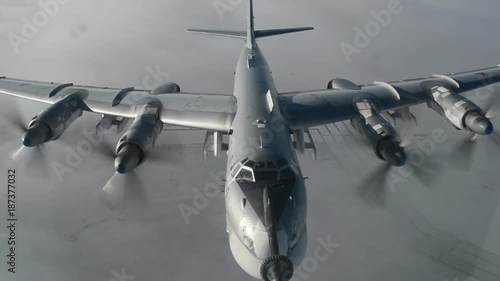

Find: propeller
446;94;500;171
94;133;185;210
484;95;500;119
399;112;447;186
99;171;148;210
0;102;53;177
354;116;447;206
447;133;479;170
95;139;149;210
356;162;392;206
356;153;444;206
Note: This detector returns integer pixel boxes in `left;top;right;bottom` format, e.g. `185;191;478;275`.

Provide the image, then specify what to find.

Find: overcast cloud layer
1;1;500;281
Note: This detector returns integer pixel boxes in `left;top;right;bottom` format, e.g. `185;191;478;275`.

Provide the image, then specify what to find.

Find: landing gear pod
23;94;84;147
327;78;361;90
151;82;181;95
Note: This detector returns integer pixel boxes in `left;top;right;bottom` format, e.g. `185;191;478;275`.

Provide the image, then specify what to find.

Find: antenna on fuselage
246;0;256;49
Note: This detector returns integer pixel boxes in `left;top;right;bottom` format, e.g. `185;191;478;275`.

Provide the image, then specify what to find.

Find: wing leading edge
0;77;236;132
279;65;500;130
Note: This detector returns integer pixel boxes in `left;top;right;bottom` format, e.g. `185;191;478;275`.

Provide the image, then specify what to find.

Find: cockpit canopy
231;157;298;183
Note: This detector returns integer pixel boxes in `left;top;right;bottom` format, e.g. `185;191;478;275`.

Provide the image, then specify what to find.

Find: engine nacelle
351;99;406;166
151;82;181;95
327;78;361;90
23;94;83;147
427;85;493;135
114;98;163;174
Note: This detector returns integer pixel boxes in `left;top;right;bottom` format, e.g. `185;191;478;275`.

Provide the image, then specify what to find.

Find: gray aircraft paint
224;43;307;279
0;0;500;278
221;1;307;279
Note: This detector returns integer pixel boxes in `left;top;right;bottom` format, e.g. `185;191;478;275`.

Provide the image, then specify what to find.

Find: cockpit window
234;158;298;183
256;162;266;169
235;167;254;182
279;167;295;180
244;159;255;168
254;170;278;182
276;159;287;168
266;162;277;169
231;163;242;177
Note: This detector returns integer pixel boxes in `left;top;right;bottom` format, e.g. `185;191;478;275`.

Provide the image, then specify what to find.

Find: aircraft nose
260;255;294;281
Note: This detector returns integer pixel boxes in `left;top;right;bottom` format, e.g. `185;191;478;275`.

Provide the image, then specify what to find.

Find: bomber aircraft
1;1;500;280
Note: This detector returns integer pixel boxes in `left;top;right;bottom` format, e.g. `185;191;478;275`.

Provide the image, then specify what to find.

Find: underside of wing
0;77;236;132
279;65;500;171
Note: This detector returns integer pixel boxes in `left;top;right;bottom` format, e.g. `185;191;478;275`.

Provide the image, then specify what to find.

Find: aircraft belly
228;225;308;280
229;230;263;279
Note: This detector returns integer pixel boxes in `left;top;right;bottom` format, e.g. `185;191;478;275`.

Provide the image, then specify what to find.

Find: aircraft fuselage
224;45;308;280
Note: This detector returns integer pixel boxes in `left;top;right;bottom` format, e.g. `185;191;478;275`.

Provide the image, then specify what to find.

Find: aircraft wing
0;77;236;132
278;65;500;130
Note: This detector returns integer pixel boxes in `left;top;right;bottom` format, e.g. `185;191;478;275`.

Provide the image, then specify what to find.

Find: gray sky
1;0;500;281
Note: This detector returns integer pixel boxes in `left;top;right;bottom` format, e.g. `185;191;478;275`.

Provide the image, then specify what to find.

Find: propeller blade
11;144;51;179
484;98;500;119
448;136;479;171
406;158;445;187
356;163;392;206
99;171;148;210
1;101;28;134
100;173;124;209
490;131;500;147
